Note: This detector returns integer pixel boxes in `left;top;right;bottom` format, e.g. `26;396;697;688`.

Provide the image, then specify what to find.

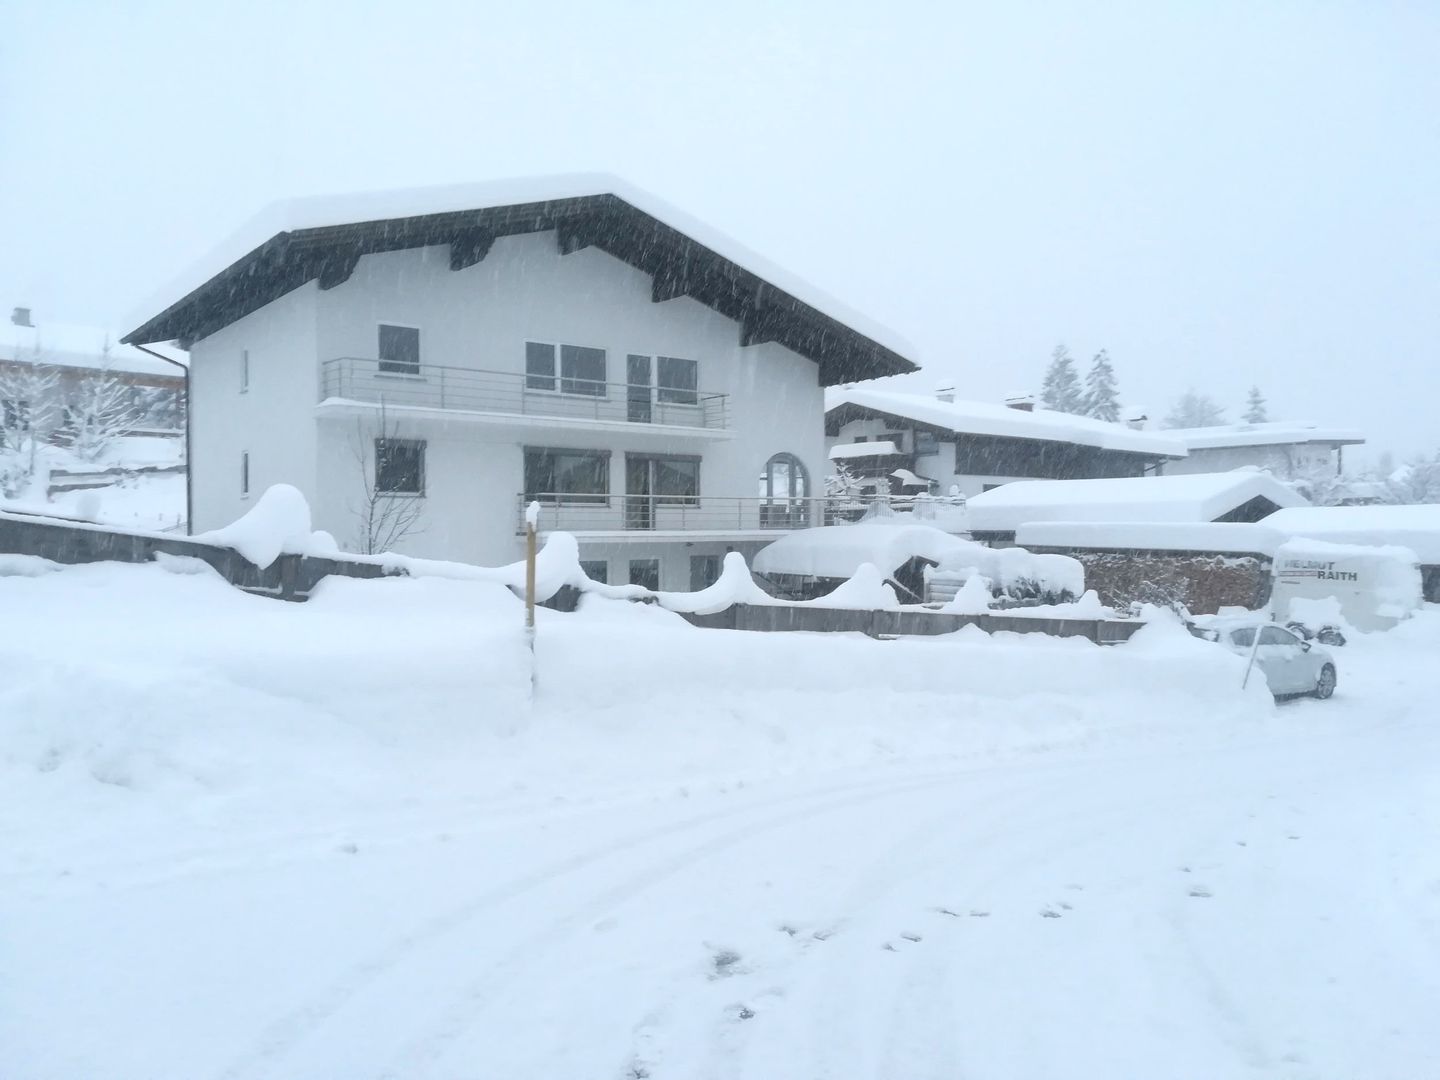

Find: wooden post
525;501;538;701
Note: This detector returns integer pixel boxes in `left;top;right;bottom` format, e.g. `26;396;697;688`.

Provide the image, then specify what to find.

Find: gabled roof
1164;420;1365;451
826;386;1185;458
1263;505;1440;564
1;320;186;378
965;470;1308;534
122;174;917;385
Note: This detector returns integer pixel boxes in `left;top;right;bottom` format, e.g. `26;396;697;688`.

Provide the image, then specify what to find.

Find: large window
580;559;609;584
690;554;721;591
524;342;606;397
376;438;425;494
759;452;810;527
629;558;660;590
378;324;420;375
524;447;610;503
627;454;700;504
656;356;698;405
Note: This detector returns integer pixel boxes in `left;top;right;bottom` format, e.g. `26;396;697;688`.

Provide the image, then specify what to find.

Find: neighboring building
0;309;187;440
122;176;916;588
825;386;1184;499
964;470;1308;544
1160;421;1364;480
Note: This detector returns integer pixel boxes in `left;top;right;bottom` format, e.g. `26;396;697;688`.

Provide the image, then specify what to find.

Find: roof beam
556;218;595;256
449;229;495;271
651;263;694;303
739;305;785;348
315;246;362;290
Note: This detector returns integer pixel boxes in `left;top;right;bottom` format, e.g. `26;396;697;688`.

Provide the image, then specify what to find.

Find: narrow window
656;356;698;405
240;349;249;393
915;430;938;456
629;558;660;591
523;447;610;503
241;451;250;496
580;559;609;584
689;554;721;591
378;324;421;375
559;345;606;397
525;342;556;391
375;438;426;494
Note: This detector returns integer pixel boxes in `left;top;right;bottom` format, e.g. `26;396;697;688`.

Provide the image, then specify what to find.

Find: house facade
1159;422;1364;480
123;179;915;589
825;386;1184;499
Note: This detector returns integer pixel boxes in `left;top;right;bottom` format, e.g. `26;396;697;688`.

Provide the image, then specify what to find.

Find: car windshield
1229;627;1258;647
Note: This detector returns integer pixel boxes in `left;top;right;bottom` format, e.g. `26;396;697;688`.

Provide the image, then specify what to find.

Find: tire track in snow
212;768;961;1080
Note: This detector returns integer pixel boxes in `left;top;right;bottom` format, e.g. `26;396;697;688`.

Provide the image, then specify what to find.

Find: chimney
1125;412;1149;430
935;385;957;404
1004;394;1035;412
10;306;33;327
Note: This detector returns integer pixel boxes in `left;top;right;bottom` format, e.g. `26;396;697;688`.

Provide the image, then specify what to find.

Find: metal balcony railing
320;357;730;430
516;493;969;534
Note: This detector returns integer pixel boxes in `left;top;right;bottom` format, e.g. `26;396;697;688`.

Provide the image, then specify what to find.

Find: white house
825;385;1184;498
1159;421;1364;480
123;176;916;589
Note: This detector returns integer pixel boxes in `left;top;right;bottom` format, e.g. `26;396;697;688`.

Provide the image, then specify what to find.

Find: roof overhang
123;191;917;386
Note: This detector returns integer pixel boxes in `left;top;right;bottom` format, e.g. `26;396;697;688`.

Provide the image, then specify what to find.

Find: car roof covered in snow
826;386;1185;458
1;320;185;378
1263;505;1440;564
1015;520;1286;556
1163;420;1365;450
122;173;917;385
965;471;1308;534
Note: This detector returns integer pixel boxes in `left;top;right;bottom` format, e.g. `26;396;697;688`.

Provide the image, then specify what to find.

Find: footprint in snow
1039;907;1063;919
900;932;922;943
1189;886;1213;899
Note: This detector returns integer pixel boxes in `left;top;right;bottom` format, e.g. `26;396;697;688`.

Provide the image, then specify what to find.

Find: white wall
309;234;825;563
188;283;319;531
1165;443;1338;479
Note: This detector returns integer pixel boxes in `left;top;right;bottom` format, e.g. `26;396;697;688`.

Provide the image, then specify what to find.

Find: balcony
319;357;730;431
519;494;837;536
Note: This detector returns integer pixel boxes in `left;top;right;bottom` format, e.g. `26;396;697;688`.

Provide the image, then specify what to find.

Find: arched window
759;453;810;526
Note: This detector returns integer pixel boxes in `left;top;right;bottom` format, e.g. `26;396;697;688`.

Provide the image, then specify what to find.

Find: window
378;324;420;375
240;349;249;393
657;356;698;405
580;559;609;584
524;447;610;503
690;554;721;591
1261;626;1300;648
241;451;250;497
1230;627;1257;647
376;438;425;494
759;452;809;499
525;341;556;391
882;432;906;449
629;558;660;590
524;342;607;396
915;431;938;456
560;344;606;396
627;453;700;504
2;398;30;430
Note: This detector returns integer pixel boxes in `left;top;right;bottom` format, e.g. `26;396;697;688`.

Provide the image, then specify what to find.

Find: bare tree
0;344;62;499
348;401;426;554
1163;389;1227;429
65;340;145;462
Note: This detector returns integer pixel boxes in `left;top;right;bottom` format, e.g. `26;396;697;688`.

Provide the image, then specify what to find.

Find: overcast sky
2;1;1435;462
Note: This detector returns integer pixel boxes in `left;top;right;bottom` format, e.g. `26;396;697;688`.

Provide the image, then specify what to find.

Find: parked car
1191;619;1338;700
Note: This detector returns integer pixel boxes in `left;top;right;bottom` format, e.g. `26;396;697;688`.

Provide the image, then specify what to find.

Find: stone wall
1065;550;1271;614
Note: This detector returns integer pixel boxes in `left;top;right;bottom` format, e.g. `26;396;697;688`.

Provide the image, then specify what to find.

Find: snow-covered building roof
829;440;901;459
1164;421;1365;451
1262;505;1440;565
1016;521;1285;556
122;174;917;384
752;522;973;579
826;386;1185;459
1;320;185;379
965;471;1308;536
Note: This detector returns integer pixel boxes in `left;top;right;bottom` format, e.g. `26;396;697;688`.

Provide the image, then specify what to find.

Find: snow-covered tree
64;341;144;462
0;348;63;499
1082;350;1121;422
1162;389;1226;429
1242;386;1269;424
1039;345;1084;414
825;461;864;500
1383;451;1440;505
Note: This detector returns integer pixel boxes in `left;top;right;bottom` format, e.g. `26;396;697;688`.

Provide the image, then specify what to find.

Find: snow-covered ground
2;560;1437;1079
2;434;186;532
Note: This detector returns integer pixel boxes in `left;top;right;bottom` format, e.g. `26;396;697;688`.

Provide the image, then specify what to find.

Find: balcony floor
315;397;734;441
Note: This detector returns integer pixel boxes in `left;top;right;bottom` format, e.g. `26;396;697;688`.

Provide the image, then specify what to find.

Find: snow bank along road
2;561;1437;1079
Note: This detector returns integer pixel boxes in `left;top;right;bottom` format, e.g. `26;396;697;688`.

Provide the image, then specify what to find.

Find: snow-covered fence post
525;499;539;701
1240;624;1265;691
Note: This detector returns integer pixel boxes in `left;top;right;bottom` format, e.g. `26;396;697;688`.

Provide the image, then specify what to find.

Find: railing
320;357;729;430
517;493;968;534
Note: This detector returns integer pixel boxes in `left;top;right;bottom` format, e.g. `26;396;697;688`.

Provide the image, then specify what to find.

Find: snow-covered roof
1263;505;1440;564
965;471;1308;534
1;321;185;378
1165;421;1365;451
752;522;973;578
829;440;900;459
827;386;1185;458
1016;521;1285;556
124;173;916;383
